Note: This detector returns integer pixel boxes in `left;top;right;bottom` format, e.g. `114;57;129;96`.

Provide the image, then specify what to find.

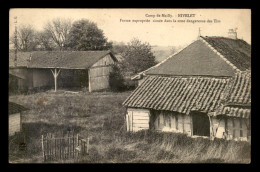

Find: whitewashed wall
153;111;192;136
125;108;250;141
91;54;115;67
9;113;21;136
126;108;150;132
210;116;250;141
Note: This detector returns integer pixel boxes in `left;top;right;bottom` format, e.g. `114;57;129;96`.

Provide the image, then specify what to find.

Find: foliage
44;18;72;51
109;64;126;92
111;41;128;54
66;19;112;51
35;30;56;51
121;38;157;76
11;24;38;51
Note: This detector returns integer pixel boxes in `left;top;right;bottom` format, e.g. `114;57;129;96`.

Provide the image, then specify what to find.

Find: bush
109;64;126;92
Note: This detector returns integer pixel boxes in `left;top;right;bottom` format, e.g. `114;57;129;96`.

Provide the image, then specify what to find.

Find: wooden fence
41;132;89;162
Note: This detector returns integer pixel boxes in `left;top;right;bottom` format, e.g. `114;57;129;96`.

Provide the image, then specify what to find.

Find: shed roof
8;102;29;115
123;76;231;114
28;50;116;69
9;51;31;68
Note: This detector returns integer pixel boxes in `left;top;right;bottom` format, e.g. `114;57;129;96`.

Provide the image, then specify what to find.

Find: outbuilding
8;102;28;136
9;50;118;92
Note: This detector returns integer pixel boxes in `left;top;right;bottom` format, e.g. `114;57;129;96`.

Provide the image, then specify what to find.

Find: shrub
109;64;126;92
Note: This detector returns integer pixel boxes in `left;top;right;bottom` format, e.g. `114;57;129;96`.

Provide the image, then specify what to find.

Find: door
191;111;210;137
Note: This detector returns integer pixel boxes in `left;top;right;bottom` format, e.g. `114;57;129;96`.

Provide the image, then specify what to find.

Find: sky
9;8;251;47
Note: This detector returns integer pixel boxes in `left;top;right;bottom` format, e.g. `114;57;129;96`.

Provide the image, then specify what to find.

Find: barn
8;102;28;136
123;32;251;141
9;50;117;92
9;51;31;93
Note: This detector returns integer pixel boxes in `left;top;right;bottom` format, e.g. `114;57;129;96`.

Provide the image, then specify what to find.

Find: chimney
228;29;237;39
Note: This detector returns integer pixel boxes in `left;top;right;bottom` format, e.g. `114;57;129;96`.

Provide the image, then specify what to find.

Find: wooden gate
41;132;89;162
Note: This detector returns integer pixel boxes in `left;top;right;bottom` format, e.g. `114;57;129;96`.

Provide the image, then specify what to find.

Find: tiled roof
224;70;251;106
214;71;251;118
8;102;28;115
123;76;231;114
134;37;250;78
214;106;250;118
9;51;31;67
145;40;238;77
28;50;116;69
201;36;251;71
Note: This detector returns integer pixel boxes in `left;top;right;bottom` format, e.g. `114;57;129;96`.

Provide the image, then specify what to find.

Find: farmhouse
123;31;251;141
9;50;117;92
8;102;28;136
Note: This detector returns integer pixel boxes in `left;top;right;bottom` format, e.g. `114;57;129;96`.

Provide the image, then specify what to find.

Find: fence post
67;132;69;159
83;141;85;155
50;133;52;161
41;135;45;162
87;137;89;155
41;132;80;162
54;137;56;160
76;134;79;158
59;138;61;160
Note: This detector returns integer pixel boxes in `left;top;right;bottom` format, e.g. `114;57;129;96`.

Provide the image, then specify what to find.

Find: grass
8;90;251;163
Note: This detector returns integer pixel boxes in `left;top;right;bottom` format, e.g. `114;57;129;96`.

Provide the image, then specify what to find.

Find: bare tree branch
44;18;72;51
11;24;37;51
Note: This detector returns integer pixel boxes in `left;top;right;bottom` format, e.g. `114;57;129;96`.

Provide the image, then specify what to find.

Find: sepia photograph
8;8;251;163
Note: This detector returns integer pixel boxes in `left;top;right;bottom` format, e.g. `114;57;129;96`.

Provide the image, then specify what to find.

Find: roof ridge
200;36;245;41
131;39;198;80
200;37;241;72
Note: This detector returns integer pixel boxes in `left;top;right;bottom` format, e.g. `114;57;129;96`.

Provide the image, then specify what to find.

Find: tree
111;41;127;54
109;64;125;91
11;24;37;51
44;18;72;51
35;30;56;51
121;38;157;76
66;19;112;51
